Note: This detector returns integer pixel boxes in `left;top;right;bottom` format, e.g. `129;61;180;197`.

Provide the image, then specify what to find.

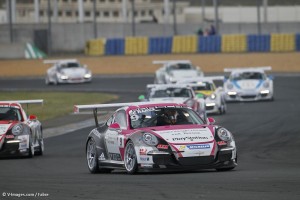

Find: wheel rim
87;139;96;169
125;142;136;172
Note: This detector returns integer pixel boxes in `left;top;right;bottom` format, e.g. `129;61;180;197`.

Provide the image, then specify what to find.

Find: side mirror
138;95;145;101
109;123;121;131
207;117;215;125
29;115;37;121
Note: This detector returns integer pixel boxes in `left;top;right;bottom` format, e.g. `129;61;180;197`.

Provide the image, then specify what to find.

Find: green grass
0;92;118;121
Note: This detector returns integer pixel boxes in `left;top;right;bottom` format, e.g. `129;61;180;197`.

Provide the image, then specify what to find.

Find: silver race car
153;60;204;84
223;67;274;102
0;100;44;158
44;59;92;85
74;102;237;174
138;84;207;120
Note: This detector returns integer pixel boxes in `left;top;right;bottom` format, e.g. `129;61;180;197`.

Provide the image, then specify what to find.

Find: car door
104;110;127;161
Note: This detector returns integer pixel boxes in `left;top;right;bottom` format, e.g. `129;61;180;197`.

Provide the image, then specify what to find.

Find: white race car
44;59;92;85
223;67;274;102
153;60;204;84
177;76;227;115
138;84;207;120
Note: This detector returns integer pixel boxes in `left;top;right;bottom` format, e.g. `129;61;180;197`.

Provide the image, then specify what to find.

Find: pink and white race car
74;102;237;174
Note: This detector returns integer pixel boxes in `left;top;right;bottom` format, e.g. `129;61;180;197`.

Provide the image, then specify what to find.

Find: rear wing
177;76;224;84
74;102;157;127
43;59;78;64
224;66;272;72
147;83;206;89
0;99;43;105
152;60;191;65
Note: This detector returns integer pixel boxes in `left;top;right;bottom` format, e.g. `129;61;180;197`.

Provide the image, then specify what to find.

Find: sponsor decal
217;141;227;146
99;153;105;161
186;144;210;150
109;153;122;161
141;164;153;168
140;147;147;155
140;156;150;162
179;145;186;151
6;135;15;139
91;129;101;138
172;136;209;142
157;144;168;149
129;107;155;115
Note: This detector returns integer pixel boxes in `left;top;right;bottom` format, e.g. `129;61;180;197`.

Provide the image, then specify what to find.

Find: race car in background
153;60;204;84
138;84;207;120
223;67;274;102
0;100;44;158
44;59;92;85
74;102;237;174
177;76;227;115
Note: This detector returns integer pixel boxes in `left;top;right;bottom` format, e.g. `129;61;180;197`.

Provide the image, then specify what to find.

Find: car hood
60;68;87;76
195;90;213;96
146;125;215;144
170;70;198;79
148;97;189;103
233;80;262;90
0;122;14;134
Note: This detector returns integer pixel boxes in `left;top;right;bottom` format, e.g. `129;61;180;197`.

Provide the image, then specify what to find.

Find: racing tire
35;139;44;156
124;140;138;174
27;138;35;158
86;138;100;173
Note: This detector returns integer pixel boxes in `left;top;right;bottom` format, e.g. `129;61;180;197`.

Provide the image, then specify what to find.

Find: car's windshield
129;107;204;129
169;63;193;70
191;82;213;91
150;88;192;98
231;72;264;80
61;62;81;69
0;107;22;121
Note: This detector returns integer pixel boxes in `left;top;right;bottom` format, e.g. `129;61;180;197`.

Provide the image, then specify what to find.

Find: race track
0;75;300;200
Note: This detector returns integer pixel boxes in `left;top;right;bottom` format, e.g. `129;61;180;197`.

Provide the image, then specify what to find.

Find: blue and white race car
223;67;274;102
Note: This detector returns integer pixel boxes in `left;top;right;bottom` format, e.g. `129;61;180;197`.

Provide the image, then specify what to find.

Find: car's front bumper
225;90;273;102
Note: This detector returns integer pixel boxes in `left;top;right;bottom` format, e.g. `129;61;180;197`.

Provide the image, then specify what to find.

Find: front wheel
124;140;138;174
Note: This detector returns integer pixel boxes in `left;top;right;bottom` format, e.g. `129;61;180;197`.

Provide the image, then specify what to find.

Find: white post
164;0;170;24
11;0;16;23
122;0;128;22
34;0;39;23
263;0;268;23
78;0;84;23
53;0;58;22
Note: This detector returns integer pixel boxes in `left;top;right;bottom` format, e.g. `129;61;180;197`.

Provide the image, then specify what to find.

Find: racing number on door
118;135;124;148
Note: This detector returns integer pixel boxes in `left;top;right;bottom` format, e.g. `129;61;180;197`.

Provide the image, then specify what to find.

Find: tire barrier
198;35;221;53
271;33;295;52
85;33;299;56
247;34;270;52
221;34;247;53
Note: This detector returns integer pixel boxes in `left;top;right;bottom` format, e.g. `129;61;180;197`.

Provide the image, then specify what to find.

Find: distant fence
85;33;300;56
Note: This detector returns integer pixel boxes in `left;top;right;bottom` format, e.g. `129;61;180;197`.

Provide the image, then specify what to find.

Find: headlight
263;82;269;88
84;73;92;79
227;83;233;90
58;73;68;80
210;93;216;100
142;133;158;146
217;128;232;141
12;124;23;135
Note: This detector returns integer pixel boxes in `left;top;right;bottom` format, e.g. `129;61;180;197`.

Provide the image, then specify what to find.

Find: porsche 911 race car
177;76;227;115
153;60;204;84
138;84;207;119
223;67;274;102
44;59;92;85
0;100;44;158
74;102;237;174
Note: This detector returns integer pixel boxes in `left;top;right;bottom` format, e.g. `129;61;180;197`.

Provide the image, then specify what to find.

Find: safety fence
85;33;300;56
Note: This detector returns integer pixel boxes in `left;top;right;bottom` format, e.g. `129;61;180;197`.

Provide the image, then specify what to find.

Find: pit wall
85;33;300;56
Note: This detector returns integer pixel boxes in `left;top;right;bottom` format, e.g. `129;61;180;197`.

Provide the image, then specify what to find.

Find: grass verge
0;91;118;121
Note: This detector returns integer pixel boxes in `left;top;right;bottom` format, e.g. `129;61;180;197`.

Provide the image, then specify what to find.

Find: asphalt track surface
0;75;300;200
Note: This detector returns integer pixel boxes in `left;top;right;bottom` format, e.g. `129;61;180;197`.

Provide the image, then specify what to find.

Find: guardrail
85;33;300;56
